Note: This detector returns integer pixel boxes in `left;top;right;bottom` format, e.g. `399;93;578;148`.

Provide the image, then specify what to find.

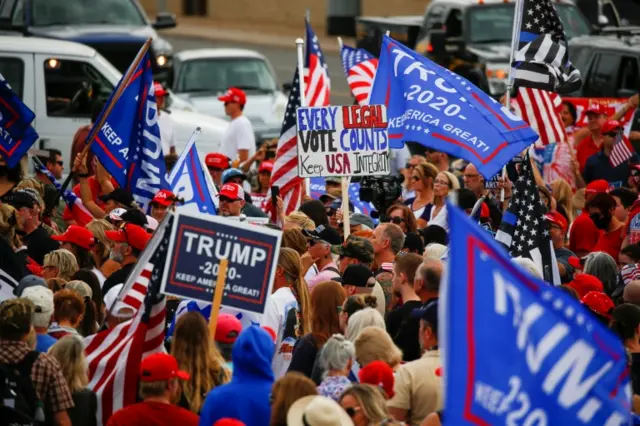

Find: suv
0;0;176;81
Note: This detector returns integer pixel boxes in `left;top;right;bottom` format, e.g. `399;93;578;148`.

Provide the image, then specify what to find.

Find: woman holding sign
404;163;439;225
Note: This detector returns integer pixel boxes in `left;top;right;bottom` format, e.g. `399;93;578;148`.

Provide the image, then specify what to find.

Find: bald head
463;163;484;195
624;280;640;304
414;259;442;302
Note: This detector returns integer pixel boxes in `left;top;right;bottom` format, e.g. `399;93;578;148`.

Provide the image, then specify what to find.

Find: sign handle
342;176;350;241
208;258;229;339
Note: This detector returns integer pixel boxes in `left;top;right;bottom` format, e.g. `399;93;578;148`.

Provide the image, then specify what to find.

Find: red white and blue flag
340;44;378;105
304;19;330;106
0;72;39;167
610;129;635;168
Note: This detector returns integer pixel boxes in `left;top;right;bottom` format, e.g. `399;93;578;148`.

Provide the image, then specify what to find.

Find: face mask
590;212;611;230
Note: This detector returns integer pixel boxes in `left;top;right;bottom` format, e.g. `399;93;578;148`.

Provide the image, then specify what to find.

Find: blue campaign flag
443;203;631;425
91;54;168;212
369;36;539;180
167;130;216;215
0;74;39;167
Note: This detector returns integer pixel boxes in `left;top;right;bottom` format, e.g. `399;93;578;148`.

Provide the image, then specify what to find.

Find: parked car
0;36;227;168
170;48;288;144
0;0;177;81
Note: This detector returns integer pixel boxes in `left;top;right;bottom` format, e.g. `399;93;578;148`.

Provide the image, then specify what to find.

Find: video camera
357;175;404;222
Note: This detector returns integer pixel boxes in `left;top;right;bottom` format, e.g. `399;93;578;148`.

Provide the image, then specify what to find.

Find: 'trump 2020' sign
296;105;389;178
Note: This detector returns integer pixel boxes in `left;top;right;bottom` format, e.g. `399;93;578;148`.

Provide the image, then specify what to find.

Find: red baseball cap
567;273;603;299
152;189;175;207
258;161;274;174
480;202;490;219
544;211;568;234
581;291;614;320
219;183;245;201
601;120;622;134
568;256;583;270
585;179;609;194
153;82;167;97
51;225;96;250
262;326;277;343
215;314;242;344
140;353;189;382
105;223;152;251
218;87;247;106
586;103;606;116
358;360;395;399
205;153;230;170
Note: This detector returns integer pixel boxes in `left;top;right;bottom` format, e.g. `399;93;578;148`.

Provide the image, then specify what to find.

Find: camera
358;175;404;222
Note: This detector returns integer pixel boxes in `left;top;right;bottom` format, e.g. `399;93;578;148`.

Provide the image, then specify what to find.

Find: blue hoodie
198;326;275;426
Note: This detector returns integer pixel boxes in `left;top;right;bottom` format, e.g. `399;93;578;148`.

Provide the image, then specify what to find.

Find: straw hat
287;395;354;426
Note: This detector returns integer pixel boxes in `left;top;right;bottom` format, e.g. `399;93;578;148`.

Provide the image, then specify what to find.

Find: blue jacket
198;326;275;426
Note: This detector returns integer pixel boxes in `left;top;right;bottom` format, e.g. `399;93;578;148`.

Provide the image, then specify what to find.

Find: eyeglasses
56;161;64;166
390;217;405;225
464;174;480;179
219;196;238;203
411;176;421;182
434;179;450;187
604;131;619;137
344;407;361;417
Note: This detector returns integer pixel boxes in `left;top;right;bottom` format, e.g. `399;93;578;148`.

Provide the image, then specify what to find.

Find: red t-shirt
592;226;624;261
106;401;199;426
569;211;603;255
576;134;600;173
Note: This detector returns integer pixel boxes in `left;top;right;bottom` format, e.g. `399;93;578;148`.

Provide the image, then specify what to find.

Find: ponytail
78;296;98;337
278;248;312;336
363;295;377;309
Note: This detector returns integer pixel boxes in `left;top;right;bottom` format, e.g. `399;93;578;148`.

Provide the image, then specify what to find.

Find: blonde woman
283;211;316;231
353;326;403;370
345;308;386;342
86;219;120;282
429;171;460;230
43;249;79;281
48;335;97;426
551;179;574;223
405;162;439;224
0;203;27;281
339;384;393;426
171;311;230;414
263;247;313;378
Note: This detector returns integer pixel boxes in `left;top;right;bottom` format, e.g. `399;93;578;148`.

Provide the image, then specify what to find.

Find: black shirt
287;333;319;379
102;263;135;297
583;151;640;187
0;238;27;283
386;300;423;362
22;225;59;265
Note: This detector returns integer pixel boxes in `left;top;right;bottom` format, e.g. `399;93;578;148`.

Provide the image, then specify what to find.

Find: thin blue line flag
90;53;168;213
443;202;630;425
0;73;39;168
167;130;216;215
369;35;539;180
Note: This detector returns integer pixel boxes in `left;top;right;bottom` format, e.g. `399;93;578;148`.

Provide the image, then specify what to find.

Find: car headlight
156;55;172;68
485;64;508;80
485;64;509;96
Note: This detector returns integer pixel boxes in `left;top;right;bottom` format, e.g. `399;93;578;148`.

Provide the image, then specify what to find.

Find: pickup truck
0;36;227;168
0;0;176;82
355;0;617;97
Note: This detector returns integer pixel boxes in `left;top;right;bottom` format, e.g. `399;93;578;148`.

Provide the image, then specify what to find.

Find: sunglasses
208;167;223;172
411;176;421;182
604;131;619;137
405;163;417;169
326;208;337;217
344;407;361;418
56;161;64;166
219;196;239;203
390;217;405;225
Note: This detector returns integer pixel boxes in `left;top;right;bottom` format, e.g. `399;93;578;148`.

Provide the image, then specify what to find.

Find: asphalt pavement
166;35;353;106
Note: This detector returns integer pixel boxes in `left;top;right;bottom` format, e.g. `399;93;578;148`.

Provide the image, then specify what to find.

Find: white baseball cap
22;286;54;314
104;284;135;319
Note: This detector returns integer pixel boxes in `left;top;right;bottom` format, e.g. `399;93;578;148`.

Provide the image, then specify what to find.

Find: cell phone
271;185;280;208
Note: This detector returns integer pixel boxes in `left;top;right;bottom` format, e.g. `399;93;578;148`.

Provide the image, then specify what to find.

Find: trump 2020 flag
91;53;168;212
442;203;631;425
167;128;216;215
369;35;538;180
0;73;39;167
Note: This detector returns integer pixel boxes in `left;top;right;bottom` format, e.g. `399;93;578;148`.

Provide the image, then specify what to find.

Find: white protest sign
296;105;390;178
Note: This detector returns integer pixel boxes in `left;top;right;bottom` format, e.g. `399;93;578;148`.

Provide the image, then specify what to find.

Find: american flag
610;129;635;168
85;216;170;425
0;267;18;302
513;0;582;94
495;154;561;285
622;263;640;286
266;69;304;216
511;87;567;147
340;44;378;105
304;19;330;106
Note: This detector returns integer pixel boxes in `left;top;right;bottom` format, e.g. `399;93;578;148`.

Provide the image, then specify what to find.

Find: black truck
355;0;627;97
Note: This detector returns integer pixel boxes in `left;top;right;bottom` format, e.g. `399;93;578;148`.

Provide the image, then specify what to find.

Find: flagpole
295;37;311;198
53;38;153;207
337;36;344;50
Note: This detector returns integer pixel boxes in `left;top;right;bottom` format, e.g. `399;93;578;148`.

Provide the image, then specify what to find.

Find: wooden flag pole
342;176;350;241
209;258;229;339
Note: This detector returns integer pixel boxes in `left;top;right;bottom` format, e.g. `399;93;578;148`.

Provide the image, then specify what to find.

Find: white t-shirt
159;113;176;155
92;267;106;288
261;287;299;379
220;115;256;161
429;204;448;231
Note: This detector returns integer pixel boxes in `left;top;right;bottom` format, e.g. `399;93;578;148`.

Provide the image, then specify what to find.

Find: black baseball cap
411;299;439;331
119;208;148;227
6;190;38;210
302;225;342;246
99;188;134;208
342;264;374;288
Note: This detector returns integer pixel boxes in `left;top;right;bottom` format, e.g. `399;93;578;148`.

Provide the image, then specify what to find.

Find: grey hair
321;334;355;374
383;224;405;254
346;307;386;342
423;243;447;261
583;251;619;295
512;257;542;279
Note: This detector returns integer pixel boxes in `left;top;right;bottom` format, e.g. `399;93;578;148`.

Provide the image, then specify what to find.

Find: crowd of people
3;83;640;426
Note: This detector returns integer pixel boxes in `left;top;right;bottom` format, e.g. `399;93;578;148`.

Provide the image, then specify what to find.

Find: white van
0;36;227;167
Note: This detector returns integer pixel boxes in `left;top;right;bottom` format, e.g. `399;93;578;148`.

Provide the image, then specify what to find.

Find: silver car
170;48;288;145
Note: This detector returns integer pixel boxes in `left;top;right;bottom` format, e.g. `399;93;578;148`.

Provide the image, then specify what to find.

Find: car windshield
175;58;277;93
19;0;146;26
467;4;591;44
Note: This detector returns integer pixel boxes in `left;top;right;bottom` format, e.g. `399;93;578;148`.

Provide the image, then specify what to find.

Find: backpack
0;351;45;426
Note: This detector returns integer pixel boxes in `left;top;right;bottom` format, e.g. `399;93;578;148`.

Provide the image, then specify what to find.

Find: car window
0;57;24;98
418;5;446;39
444;9;463;38
16;0;146;26
569;46;592;75
587;53;621;97
175;58;277;94
43;58;114;118
618;56;640;93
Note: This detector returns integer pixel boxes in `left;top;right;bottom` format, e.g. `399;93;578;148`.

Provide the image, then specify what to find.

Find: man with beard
587;193;624;261
101;223;151;296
